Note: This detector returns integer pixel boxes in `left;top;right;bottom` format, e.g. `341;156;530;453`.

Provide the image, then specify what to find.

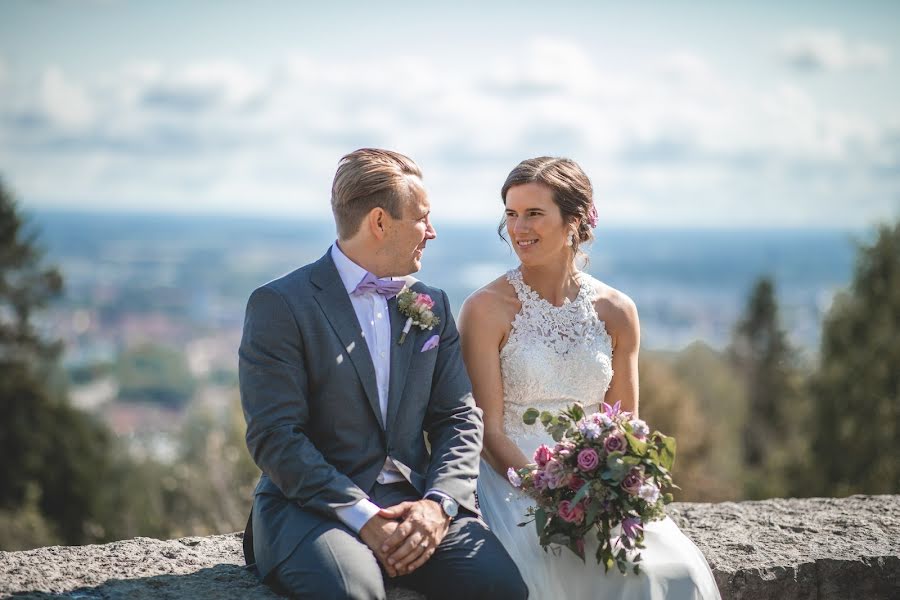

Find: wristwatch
425;493;459;519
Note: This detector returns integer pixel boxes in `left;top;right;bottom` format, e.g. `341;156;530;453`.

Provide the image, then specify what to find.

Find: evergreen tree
811;222;900;496
0;178;62;366
0;178;115;547
729;276;809;498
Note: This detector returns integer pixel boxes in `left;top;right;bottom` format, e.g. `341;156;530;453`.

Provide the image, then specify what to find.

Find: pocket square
420;334;440;352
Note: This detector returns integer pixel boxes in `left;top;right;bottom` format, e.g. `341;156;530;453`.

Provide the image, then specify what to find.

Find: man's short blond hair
331;148;423;240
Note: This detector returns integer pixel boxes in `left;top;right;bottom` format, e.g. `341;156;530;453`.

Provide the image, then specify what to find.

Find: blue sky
1;0;898;227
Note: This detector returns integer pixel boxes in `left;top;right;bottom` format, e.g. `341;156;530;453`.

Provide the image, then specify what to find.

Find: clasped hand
359;499;450;577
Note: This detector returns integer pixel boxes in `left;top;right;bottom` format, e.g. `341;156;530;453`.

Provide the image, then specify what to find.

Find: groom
239;149;527;599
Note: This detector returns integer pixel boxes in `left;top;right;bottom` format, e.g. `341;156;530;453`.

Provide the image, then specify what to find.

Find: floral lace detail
500;268;614;439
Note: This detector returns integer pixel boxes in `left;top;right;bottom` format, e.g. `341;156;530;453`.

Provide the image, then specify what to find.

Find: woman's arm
458;289;531;477
601;291;641;418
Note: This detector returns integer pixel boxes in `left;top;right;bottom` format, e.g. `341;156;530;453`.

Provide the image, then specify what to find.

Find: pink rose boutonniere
396;288;440;344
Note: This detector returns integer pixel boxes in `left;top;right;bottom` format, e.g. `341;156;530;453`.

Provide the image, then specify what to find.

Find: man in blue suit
239;148;526;599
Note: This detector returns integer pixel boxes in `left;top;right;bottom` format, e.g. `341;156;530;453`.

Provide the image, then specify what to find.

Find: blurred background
1;0;898;550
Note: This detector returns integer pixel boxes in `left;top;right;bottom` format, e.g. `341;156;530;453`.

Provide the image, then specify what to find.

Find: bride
458;157;721;599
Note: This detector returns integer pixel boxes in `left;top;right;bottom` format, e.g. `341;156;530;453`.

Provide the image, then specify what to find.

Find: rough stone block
1;495;897;599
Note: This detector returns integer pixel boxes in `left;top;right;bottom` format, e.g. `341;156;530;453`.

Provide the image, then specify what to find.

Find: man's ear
367;207;387;240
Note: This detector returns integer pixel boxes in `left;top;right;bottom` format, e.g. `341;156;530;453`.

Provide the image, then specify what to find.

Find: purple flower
577;448;600;472
604;432;627;454
533;444;552;467
587;204;599;228
507;467;522;488
533;470;549;491
602;400;622;419
621;468;644;496
622;517;643;539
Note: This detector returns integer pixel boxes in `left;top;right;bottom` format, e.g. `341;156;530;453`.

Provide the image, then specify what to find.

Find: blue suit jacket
239;250;483;579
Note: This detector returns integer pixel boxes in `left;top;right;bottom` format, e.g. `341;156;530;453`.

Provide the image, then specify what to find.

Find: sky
1;0;899;228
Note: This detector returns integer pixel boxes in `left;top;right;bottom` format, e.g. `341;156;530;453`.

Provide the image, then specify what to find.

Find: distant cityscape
33;211;859;460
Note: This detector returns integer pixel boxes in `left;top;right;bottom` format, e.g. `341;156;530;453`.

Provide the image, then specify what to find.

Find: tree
0;178;116;548
811;222;900;496
729;276;809;499
0;178;63;366
665;342;747;500
639;354;724;501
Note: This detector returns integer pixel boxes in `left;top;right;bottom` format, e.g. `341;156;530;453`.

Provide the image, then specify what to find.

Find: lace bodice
500;268;614;439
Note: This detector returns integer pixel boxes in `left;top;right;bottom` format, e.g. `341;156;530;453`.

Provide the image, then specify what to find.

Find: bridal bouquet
507;401;677;575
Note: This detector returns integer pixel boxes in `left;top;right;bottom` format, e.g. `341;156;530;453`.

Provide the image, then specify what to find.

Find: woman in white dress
458;157;721;599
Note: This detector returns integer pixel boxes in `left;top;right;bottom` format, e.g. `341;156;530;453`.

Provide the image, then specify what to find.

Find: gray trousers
266;482;527;600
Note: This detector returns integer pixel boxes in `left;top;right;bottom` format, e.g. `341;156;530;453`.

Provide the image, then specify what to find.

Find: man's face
383;178;436;276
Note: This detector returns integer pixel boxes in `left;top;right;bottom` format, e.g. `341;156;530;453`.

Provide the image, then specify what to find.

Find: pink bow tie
352;272;405;299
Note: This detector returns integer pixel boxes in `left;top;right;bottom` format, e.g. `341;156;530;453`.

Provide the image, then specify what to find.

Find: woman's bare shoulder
459;275;520;331
584;275;639;332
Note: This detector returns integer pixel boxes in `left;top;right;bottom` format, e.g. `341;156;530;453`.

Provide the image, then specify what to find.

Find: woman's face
504;182;574;267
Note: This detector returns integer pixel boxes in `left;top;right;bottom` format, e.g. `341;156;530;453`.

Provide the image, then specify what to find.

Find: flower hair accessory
396;288;440;344
587;204;598;228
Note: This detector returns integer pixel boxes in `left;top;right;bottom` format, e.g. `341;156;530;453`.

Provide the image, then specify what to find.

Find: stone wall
1;495;897;599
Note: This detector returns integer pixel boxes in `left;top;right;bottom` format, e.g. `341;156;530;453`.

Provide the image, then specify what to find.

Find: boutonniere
396;287;440;344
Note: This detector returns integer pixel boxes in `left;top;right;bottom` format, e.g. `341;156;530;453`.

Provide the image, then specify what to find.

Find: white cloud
1;38;898;228
780;30;890;72
39;66;95;129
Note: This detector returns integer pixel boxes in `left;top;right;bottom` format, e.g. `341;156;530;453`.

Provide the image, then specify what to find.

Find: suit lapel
386;292;417;433
311;252;385;430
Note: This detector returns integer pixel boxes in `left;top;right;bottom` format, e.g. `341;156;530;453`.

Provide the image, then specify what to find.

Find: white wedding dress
477;269;721;600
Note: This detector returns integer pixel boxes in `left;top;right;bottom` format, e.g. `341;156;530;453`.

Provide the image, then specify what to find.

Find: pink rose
577;448;600;472
621;468;644;496
533;444;552;467
568;475;586;491
554;441;576;458
604;432;627;454
557;500;585;524
544;459;568;489
415;293;435;309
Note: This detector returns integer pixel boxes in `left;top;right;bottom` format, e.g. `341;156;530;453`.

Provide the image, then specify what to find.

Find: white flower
594;413;614;428
629;418;649;438
578;419;602;440
638;482;660;504
507;467;522;488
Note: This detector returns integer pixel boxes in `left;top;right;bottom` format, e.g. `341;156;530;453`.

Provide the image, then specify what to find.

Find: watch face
442;498;459;518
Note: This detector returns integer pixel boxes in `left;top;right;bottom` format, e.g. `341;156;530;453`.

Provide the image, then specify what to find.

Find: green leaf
522;408;540;425
535;507;547;537
571;481;591;504
570;402;585;422
659;435;677;471
540;411;554;426
585;500;600;525
625;432;648;455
